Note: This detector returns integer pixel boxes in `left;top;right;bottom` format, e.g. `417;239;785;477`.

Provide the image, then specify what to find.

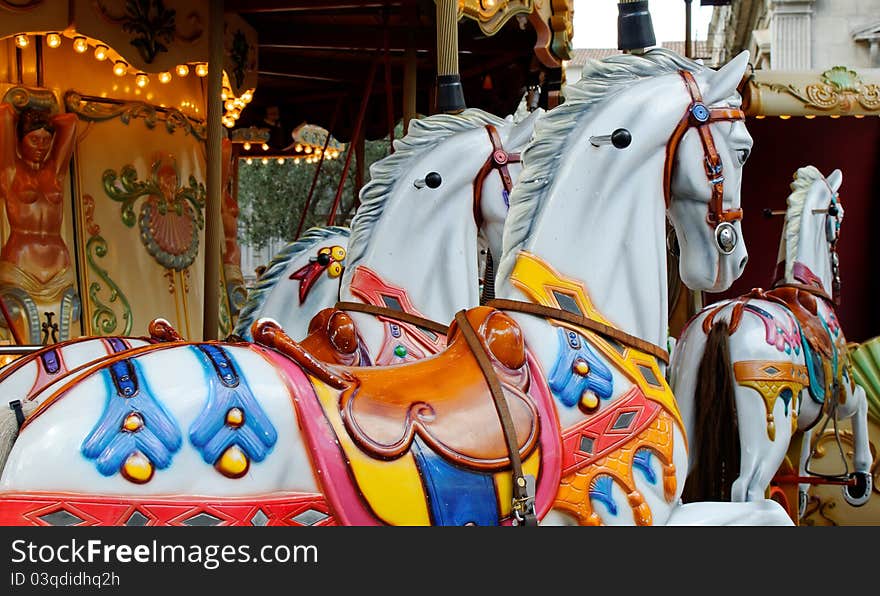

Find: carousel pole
293;97;342;239
435;0;465;113
202;0;224;341
402;1;418;134
685;0;693;58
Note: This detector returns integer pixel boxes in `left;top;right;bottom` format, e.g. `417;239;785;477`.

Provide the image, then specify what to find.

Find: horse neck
341;136;485;323
779;194;834;293
497;144;669;351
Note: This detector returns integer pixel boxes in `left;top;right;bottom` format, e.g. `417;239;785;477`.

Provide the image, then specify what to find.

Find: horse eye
736;148;750;165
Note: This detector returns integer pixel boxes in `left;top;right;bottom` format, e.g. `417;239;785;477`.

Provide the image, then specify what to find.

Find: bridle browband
664;70;745;250
473;124;520;228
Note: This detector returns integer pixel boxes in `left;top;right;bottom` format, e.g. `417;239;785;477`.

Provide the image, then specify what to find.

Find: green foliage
238;132;395;250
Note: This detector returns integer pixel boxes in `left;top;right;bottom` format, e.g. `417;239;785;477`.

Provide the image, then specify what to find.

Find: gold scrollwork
64;91;206;140
755;66;880;114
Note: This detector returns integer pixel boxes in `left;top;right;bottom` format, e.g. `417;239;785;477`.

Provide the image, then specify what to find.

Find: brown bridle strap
335;301;450;335
453;310;537;526
473;124;521;228
663;70;745;226
488;299;670;365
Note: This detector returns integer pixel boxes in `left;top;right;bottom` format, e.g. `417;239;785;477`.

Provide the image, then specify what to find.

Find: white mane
781;165;824;280
498;48;705;281
233;225;350;337
344;108;508;279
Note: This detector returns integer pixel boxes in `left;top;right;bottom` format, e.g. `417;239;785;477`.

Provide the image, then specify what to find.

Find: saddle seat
764;286;833;358
255;307;539;470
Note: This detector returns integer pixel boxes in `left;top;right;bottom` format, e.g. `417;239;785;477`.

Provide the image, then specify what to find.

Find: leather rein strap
454;311;537;526
488;298;670;365
335;301;450;335
473;124;521;228
663;70;745;227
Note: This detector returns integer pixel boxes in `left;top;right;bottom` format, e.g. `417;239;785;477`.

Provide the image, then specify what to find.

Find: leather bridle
664;70;745;253
473;124;520;228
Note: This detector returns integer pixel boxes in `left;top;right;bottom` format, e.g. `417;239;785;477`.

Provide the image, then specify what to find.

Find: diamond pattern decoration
181;512;223;526
250;509;269;526
38;509;84;526
636;364;661;387
124;511;150;526
381;295;404;312
763;366;780;375
578;436;595;455
291;508;329;526
611;411;637;430
553;291;583;316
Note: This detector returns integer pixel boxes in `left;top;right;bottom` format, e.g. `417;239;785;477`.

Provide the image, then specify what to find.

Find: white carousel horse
0;49;789;526
233;226;351;342
234;109;541;366
668;165;872;519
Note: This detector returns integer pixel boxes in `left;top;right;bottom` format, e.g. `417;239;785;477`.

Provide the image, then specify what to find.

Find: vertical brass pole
202;0;224;341
435;0;465;113
685;0;693;58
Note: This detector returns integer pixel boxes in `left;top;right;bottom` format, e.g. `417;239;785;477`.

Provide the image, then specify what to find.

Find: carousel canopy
226;0;572;143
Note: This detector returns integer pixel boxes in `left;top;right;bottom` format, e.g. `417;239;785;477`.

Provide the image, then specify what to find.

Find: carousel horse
0;49;789;526
668;165;873;519
237;108;542;366
233;226;351;342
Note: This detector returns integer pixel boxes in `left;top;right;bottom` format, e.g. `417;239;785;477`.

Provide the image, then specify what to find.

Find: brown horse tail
682;320;740;502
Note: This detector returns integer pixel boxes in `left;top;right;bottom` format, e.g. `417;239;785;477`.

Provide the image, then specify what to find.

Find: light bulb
246;158;253;165
113;61;127;76
261;157;269;165
94;45;108;61
295;144;302;152
14;35;29;49
135;73;149;88
294;158;301;164
46;33;61;49
242;91;253;102
261;143;269;151
176;64;189;77
243;142;251;151
73;36;88;53
195;63;208;77
224;100;235;111
277;158;285;164
304;146;312;154
158;71;172;84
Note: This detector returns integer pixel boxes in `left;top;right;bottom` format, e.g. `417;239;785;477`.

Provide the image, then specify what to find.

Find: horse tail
682;320;740;502
0;398;37;475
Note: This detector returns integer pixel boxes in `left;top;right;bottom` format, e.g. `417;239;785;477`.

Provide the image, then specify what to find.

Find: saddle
255;308;539;470
764;286;833;358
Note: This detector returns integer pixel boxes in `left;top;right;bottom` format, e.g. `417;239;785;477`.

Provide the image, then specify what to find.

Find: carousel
0;0;872;527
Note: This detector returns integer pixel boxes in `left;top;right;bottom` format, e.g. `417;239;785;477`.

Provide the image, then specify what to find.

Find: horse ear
827;169;843;193
704;51;750;106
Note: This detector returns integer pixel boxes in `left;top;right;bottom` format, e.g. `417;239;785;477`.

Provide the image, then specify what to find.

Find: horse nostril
739;256;748;271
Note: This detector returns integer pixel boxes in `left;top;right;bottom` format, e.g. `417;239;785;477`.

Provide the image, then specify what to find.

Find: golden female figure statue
0;102;78;344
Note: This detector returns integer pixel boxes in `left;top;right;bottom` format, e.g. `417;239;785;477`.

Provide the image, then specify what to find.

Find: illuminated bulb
804;114;816;120
778;114;791;120
294;158;301;164
277;158;285;164
73;36;88;53
304;146;312;154
135;73;149;88
294;144;302;152
224;100;235;111
242;91;253;102
113;61;127;76
262;157;269;165
176;64;189;77
221;89;229;101
94;45;108;61
46;33;61;48
234;98;244;109
243;142;251;151
158;71;172;84
195;63;208;77
231;108;241;119
261;143;269;151
14;35;29;49
246;158;253;165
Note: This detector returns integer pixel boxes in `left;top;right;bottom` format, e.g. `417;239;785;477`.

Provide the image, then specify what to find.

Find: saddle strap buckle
9;399;25;431
512;474;538;526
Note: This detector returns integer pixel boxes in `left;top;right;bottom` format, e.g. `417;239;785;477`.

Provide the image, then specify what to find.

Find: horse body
0;50;793;526
669;166;872;517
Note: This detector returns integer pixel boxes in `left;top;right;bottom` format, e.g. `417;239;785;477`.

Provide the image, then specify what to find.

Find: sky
573;0;715;48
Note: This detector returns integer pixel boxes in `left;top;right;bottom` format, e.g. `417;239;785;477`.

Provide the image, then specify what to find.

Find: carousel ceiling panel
229;0;541;142
0;0;69;39
71;0;209;72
